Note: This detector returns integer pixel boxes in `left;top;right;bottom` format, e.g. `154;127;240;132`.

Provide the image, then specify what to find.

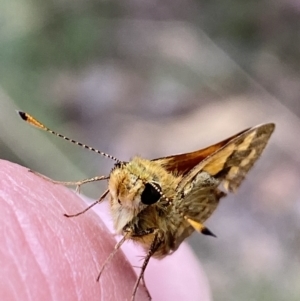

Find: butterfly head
108;157;163;232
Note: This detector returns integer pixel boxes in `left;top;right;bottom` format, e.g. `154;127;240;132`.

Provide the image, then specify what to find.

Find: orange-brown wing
152;127;251;176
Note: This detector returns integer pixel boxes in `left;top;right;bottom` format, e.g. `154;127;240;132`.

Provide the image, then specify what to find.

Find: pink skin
0;160;212;301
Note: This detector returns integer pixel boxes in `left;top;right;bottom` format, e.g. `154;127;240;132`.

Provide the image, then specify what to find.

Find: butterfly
18;111;275;300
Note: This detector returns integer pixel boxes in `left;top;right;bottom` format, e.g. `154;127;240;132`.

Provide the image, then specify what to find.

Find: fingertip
0;160;148;301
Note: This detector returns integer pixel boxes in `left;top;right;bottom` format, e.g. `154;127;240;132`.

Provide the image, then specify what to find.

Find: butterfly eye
141;183;161;205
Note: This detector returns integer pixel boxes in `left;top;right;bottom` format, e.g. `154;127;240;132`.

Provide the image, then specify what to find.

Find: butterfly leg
141;274;151;301
64;189;109;217
130;229;161;301
29;170;108;192
96;234;128;281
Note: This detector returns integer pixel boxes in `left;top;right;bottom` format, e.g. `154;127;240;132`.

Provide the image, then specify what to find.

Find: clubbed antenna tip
17;110;27;121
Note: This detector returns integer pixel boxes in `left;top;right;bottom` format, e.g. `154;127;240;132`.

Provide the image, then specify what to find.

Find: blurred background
1;1;300;300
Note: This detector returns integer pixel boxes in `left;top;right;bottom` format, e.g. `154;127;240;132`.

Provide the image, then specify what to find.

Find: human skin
0;160;212;301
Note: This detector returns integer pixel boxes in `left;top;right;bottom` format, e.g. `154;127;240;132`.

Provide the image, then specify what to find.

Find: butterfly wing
178;123;275;192
175;123;275;225
153;127;251;177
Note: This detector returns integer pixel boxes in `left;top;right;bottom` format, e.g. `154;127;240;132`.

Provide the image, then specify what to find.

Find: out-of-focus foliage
1;1;300;300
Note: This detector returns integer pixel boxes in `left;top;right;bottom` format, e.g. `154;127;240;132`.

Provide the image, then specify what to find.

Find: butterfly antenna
17;111;121;163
